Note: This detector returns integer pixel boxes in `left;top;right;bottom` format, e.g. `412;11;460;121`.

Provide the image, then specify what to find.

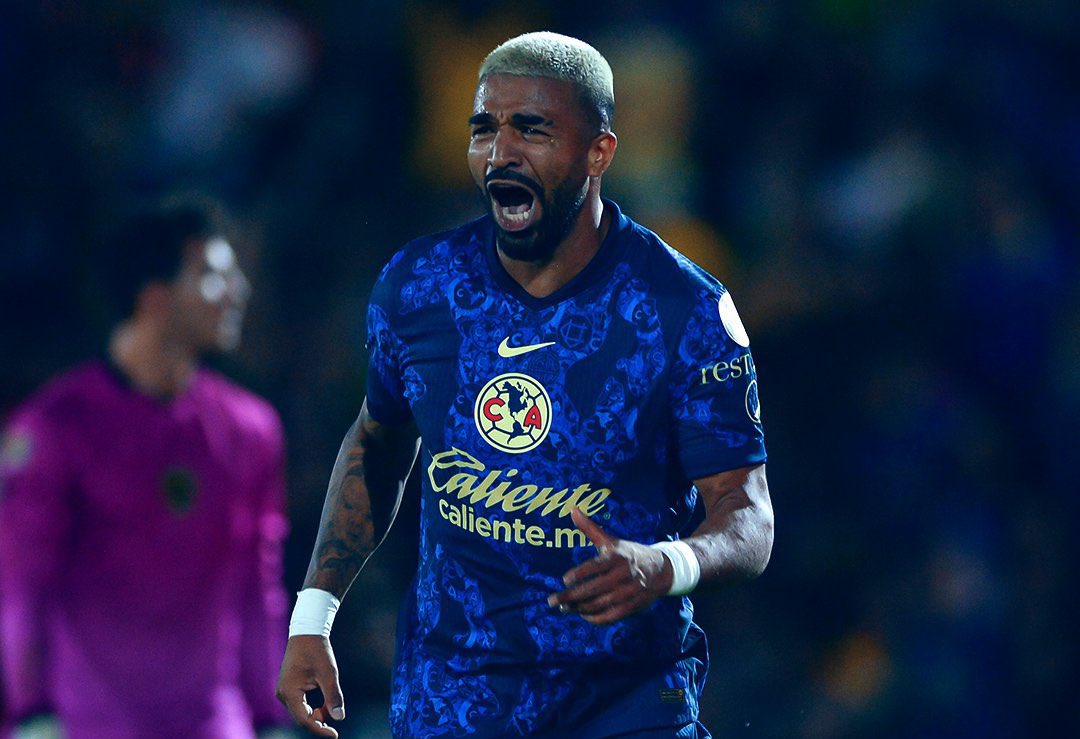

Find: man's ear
588;131;618;177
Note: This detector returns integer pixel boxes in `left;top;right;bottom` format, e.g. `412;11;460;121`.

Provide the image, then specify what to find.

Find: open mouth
488;182;539;232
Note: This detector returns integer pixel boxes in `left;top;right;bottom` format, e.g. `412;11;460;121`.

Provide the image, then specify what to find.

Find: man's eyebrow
467;112;554;127
511;113;553;127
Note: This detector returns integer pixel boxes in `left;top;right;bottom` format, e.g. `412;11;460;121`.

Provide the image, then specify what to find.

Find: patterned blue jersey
366;200;766;737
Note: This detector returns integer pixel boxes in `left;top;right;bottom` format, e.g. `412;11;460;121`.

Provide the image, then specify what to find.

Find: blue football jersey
366;200;766;737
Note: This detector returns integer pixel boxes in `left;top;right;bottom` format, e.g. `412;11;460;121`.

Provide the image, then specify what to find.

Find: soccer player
0;198;294;738
277;32;774;738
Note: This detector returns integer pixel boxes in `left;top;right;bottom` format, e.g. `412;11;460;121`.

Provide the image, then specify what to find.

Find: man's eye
471;126;493;137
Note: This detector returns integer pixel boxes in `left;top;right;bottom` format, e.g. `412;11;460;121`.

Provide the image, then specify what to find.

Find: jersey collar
483;198;631;310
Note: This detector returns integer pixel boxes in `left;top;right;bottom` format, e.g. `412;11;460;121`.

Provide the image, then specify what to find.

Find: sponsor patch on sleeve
718;292;750;348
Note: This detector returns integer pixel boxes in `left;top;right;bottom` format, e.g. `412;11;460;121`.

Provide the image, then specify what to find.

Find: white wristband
651;540;701;596
288;588;341;638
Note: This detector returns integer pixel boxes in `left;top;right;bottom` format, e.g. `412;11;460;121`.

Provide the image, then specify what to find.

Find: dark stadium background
2;1;1076;736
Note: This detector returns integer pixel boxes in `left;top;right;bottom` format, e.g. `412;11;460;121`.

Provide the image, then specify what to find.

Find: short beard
489;178;588;264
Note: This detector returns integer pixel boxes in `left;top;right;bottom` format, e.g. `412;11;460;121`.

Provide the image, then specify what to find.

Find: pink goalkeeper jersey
0;361;290;739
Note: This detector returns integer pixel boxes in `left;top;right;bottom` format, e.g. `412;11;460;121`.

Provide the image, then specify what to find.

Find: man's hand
547;508;673;624
275;635;346;738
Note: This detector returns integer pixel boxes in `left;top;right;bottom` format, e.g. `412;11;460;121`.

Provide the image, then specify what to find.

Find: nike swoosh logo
498;338;556;358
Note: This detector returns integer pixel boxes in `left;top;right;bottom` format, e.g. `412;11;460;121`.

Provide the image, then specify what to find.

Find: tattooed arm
277;400;419;738
305;400;420;597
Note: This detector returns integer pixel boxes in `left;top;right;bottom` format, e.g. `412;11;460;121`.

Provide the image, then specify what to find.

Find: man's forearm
303;403;419;598
685;464;774;584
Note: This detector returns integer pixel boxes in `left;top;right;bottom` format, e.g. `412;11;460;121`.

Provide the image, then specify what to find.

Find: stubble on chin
495;229;557;264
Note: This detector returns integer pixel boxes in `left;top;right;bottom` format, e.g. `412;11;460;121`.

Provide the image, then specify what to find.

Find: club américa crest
473;372;552;453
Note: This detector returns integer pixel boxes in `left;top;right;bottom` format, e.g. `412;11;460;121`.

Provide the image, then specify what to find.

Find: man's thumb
322;676;345;721
571;507;615;548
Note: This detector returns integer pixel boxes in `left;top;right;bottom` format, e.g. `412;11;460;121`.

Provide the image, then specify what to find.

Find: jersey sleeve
669;285;766;480
364;265;413;425
0;406;77;722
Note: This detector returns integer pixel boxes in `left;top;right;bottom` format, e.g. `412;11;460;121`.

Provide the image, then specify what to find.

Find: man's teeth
500;206;531;223
497;199;533;222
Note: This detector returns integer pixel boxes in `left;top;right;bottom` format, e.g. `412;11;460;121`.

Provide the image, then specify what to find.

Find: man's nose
488;128;520;169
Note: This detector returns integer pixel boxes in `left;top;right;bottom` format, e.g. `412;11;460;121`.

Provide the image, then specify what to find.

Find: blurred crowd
2;1;1076;736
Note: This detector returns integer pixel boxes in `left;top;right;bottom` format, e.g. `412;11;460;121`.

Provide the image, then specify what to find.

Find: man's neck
107;321;197;398
498;193;611;299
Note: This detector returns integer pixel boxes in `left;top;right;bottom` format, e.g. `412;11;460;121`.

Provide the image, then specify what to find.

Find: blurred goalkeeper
0;197;293;738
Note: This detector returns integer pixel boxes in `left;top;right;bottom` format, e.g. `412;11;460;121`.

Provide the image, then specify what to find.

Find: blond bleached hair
479;31;615;130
